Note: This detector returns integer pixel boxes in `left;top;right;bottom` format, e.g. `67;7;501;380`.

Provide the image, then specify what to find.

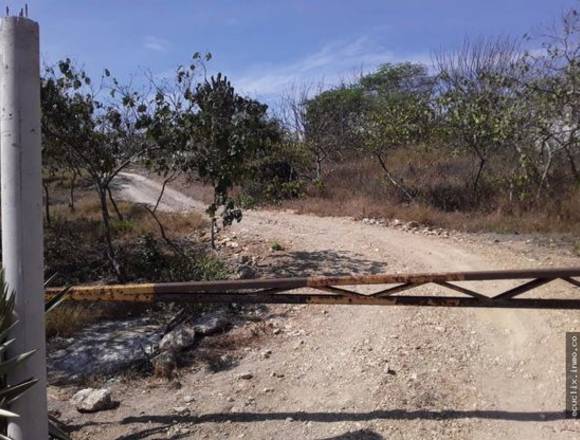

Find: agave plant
0;270;70;440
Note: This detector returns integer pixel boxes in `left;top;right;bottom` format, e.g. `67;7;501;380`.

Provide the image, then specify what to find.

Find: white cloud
144;36;169;52
235;36;431;98
526;47;547;58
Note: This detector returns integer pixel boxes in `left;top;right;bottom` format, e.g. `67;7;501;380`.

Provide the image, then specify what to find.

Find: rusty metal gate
46;267;580;309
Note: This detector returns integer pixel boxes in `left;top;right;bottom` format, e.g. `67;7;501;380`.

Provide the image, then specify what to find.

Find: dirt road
73;172;580;439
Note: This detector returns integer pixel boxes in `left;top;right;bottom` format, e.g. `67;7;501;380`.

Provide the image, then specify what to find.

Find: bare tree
435;37;527;197
278;79;364;181
523;7;580;184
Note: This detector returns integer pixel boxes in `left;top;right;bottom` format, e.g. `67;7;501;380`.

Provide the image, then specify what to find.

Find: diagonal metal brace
493;278;553;300
434;281;488;299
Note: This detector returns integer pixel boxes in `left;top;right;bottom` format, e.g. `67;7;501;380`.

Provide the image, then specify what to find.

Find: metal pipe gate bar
46;267;580;310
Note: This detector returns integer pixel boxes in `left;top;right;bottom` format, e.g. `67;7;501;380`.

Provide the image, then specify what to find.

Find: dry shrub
279;148;580;235
52;192;206;239
46;303;101;338
46;302;150;338
44;183;220;338
159;173;215;205
140;210;207;237
51;193;103;220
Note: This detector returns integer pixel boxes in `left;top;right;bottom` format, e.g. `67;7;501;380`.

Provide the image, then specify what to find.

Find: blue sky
19;0;579;103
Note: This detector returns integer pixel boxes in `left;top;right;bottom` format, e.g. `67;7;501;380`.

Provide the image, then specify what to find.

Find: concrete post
0;16;48;440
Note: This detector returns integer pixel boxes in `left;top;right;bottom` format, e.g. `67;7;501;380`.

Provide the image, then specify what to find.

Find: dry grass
138;169;215;205
46;299;154;338
278;151;580;236
284;195;580;235
45;181;212;339
46;304;104;338
52;193;207;238
46;304;99;338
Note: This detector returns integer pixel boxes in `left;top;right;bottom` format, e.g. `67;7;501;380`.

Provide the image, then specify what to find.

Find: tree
41;60;152;280
191;74;280;246
303;85;366;179
282;64;435;188
435;38;526;198
278;81;365;182
149;62;280;247
522;7;580;189
360;63;434;201
143;61;202;212
361;62;434;97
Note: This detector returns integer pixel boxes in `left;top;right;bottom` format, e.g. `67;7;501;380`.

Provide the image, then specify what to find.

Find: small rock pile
360;217;450;237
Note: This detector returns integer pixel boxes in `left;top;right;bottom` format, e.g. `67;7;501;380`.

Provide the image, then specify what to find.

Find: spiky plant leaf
0;271;71;440
0;409;18;419
43;278;72;439
45;287;71;314
0;377;39;404
43;273;59;289
0;351;36;376
0;270;72;439
0;272;14;335
0;340;15;357
0;269;40;439
0;324;17;346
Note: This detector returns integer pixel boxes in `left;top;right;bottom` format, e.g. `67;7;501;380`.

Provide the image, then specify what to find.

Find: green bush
243;177;305;205
111;218;135;234
46;219;228;285
271;241;284;251
124;233;228;282
45;218;110;284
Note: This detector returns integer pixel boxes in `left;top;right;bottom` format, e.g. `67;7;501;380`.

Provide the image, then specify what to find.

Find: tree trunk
375;153;414;202
315;157;322;182
210;218;217;249
472;155;486;198
564;147;580;183
107;187;124;221
69;170;77;212
209;191;219;249
144;205;185;256
535;147;553;202
98;186;124;282
153;174;176;213
43;180;51;227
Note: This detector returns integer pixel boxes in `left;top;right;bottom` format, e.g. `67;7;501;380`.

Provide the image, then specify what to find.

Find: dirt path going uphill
66;172;580;440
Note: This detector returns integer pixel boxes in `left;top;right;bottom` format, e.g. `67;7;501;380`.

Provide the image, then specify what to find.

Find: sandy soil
50;172;580;440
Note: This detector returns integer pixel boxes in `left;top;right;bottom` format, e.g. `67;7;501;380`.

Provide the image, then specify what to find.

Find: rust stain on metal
46;283;156;303
44;267;580;309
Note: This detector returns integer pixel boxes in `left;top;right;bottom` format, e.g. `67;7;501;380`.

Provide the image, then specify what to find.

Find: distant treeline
273;8;578;206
